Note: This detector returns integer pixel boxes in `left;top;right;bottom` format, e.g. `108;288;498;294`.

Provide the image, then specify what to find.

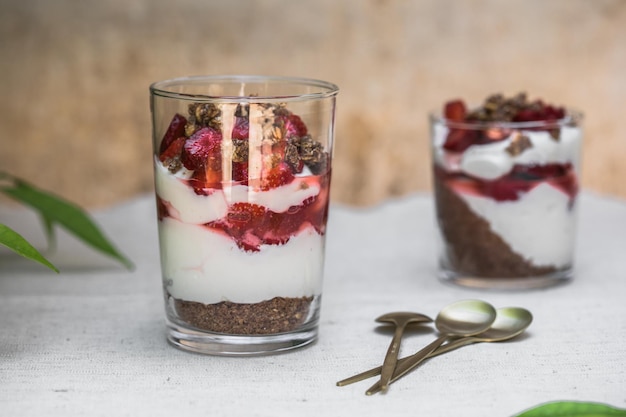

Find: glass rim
429;108;583;130
150;75;339;103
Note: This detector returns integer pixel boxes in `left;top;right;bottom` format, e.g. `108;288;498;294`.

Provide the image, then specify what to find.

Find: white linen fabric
1;192;625;417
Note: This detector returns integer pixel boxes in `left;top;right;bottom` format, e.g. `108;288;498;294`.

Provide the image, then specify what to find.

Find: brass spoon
336;306;531;387
428;306;532;358
374;312;434;393
365;299;496;395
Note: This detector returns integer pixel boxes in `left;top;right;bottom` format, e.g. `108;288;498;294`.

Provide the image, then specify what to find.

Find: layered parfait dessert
154;101;331;334
431;93;582;287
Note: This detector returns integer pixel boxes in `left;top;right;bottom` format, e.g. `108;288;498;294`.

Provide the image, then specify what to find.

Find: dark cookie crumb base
434;175;558;278
173;296;314;335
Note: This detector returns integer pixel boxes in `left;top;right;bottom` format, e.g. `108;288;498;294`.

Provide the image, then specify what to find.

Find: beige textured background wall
1;0;625;208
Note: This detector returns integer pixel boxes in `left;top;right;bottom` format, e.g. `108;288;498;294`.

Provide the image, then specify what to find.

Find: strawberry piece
265;195;318;241
512;109;541;123
232;161;249;185
444;99;467;122
277;113;308;139
226;203;267;227
549;169;578;199
512;163;578;199
543;105;565;120
209;203;268;252
443;128;481;152
261;162;295;190
159;113;187;154
265;210;304;242
206;174;332;250
159;136;185;163
181;127;223;171
187;168;222;194
482;178;530;201
513;104;566;123
232;117;249;139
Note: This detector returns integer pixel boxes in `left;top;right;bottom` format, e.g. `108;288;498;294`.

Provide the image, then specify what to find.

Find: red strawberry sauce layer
436;163;578;202
210;174;329;253
158;174;330;253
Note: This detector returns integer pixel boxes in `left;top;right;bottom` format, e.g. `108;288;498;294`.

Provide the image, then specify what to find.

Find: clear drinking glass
149;75;338;355
430;109;583;289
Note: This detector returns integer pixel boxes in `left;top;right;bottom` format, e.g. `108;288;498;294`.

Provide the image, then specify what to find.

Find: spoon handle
365;335;448;395
336;337;478;387
378;325;406;392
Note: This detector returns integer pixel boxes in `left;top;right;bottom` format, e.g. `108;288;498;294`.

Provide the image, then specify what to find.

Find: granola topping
505;132;533;156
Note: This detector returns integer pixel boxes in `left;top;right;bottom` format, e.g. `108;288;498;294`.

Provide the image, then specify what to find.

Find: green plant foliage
0;224;59;272
0;172;133;271
514;401;626;417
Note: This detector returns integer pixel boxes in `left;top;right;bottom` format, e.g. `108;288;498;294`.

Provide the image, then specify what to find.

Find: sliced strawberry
512;109;541;123
513;104;566;123
264;195;317;241
159;136;185;163
159;113;187;154
264;211;303;242
261;162;295;190
548;169;578;199
512;163;578;199
227;203;267;226
481;178;530;201
237;233;262;252
232;116;249;139
444;99;467;122
181;127;223;171
443;128;480;152
277;113;308;139
232;161;249;185
543;105;565;120
186;166;222;195
208;203;268;251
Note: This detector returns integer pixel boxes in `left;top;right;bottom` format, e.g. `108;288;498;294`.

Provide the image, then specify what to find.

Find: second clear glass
430;109;583;289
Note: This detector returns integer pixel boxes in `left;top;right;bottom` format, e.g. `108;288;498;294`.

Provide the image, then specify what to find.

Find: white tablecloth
1;192;625;416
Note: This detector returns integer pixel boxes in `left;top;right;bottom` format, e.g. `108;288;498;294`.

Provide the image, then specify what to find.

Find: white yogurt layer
154;161;228;224
154;157;321;224
159;218;324;304
433;125;583;180
460;183;577;268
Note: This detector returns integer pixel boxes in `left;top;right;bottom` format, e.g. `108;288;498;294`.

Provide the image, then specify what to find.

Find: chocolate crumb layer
434;175;558;278
173;296;314;335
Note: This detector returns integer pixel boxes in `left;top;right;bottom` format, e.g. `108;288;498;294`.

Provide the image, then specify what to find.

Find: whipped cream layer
433;124;583;180
457;182;577;268
159;218;324;304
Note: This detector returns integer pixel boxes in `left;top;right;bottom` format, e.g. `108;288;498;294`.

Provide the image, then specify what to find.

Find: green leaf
40;213;57;252
0;224;59;273
0;175;133;270
514;401;626;417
